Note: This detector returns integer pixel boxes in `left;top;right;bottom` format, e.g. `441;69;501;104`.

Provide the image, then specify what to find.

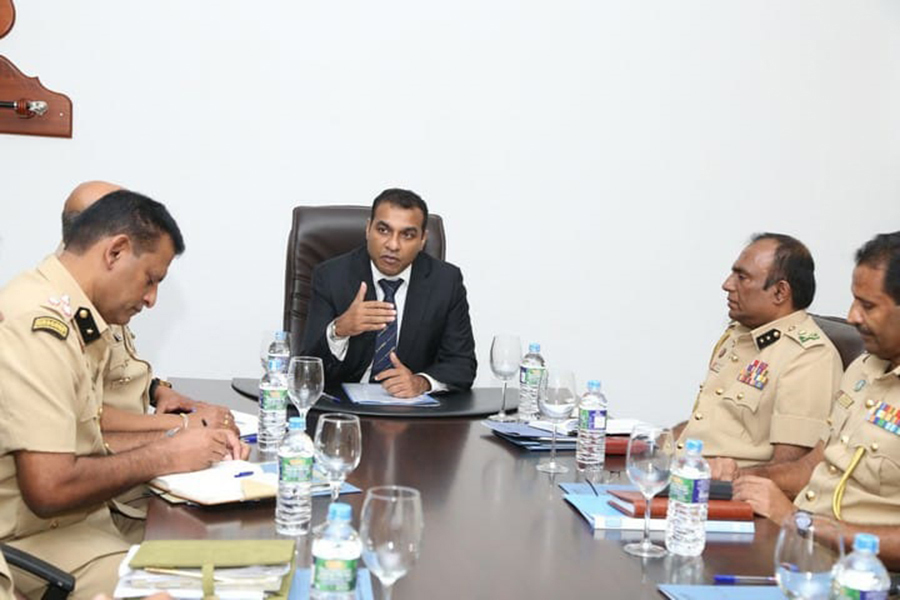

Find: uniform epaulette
74;307;101;344
783;326;825;348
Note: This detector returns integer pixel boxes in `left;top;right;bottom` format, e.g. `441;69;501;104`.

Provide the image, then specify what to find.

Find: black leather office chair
811;314;865;370
1;544;74;600
282;205;445;355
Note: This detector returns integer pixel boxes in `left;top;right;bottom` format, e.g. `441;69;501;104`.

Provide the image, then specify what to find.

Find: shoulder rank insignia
738;359;769;390
866;401;900;436
32;316;69;340
797;330;820;344
755;328;781;350
74;307;101;344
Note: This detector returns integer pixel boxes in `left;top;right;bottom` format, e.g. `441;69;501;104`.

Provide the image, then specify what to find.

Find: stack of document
343;383;439;406
115;543;293;600
481;421;577;451
561;483;755;534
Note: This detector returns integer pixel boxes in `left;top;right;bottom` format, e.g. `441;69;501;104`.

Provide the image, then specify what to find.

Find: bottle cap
587;380;601;392
529;343;541;353
853;532;879;553
288;417;305;430
328;502;352;522
274;330;287;341
685;438;703;454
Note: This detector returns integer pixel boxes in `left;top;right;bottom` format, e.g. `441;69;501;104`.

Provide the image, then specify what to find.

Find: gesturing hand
333;282;396;338
374;352;431;398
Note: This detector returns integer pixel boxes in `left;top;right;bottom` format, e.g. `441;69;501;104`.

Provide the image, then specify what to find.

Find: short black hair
64;190;185;256
855;232;900;304
370;188;428;231
61;210;79;242
751;232;816;310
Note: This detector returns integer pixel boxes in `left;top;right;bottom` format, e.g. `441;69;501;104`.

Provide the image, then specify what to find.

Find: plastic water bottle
665;438;710;556
258;359;288;454
576;380;607;478
833;533;891;600
517;343;546;422
310;503;362;599
267;330;291;373
276;417;314;536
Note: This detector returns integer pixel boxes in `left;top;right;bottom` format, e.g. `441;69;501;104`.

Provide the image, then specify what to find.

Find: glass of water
623;424;673;558
774;511;844;599
314;413;362;502
535;369;577;474
286;356;324;430
360;485;424;600
487;334;522;422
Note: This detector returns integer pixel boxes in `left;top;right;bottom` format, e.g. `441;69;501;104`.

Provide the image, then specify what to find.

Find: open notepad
342;383;439;406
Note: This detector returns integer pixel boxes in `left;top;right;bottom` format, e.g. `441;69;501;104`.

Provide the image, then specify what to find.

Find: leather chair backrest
283;205;446;355
811;314;865;370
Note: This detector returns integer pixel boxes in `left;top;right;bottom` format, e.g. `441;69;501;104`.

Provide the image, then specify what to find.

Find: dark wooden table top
155;378;780;599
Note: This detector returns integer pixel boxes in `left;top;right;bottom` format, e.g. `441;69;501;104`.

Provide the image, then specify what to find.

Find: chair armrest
0;544;74;600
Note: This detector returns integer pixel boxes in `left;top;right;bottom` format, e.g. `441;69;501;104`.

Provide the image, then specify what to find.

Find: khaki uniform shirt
680;310;842;466
104;324;152;414
0;551;12;600
0;255;129;572
795;354;900;524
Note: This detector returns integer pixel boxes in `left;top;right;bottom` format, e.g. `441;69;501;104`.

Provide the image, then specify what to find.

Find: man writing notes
677;233;843;468
0;191;244;599
731;233;900;567
301;188;476;398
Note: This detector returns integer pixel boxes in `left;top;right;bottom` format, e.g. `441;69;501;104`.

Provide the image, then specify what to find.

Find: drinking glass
623;424;673;558
286;356;324;430
774;512;844;599
360;486;424;600
314;413;362;502
535;369;577;474
487;334;522;422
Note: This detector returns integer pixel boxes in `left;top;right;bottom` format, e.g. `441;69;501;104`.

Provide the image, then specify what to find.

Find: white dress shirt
326;262;446;392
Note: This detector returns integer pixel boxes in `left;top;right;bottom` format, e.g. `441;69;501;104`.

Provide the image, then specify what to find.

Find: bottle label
270;356;289;373
669;474;709;504
312;557;358;592
279;455;312;483
579;408;607;432
260;387;288;410
837;588;887;600
520;366;545;387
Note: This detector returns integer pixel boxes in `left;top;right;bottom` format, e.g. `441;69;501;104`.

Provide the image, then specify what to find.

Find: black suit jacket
301;246;477;391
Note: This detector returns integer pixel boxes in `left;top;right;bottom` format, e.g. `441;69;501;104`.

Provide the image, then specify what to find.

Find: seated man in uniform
60;181;242;543
675;233;843;468
301;188;477;398
0;191;246;599
732;232;900;567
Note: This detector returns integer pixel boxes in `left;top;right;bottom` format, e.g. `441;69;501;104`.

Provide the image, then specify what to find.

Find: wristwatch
149;377;173;407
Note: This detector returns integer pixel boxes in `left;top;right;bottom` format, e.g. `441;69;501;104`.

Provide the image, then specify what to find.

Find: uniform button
731;355;739;362
828;464;839;475
866;399;876;409
841;435;849;444
715;388;724;396
49;520;59;529
694;413;704;421
788;325;796;332
737;393;744;400
871;442;879;452
698;384;704;391
677;442;685;451
826;417;833;426
805;490;817;501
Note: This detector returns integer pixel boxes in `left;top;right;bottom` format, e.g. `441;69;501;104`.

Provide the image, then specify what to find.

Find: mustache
855;324;873;336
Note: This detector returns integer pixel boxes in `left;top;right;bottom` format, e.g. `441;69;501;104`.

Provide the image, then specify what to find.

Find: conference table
146;378;781;599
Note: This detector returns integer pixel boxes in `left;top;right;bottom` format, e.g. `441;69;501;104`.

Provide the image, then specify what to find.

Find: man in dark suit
301;189;477;398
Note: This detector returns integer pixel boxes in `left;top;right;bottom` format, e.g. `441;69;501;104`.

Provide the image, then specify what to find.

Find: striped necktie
370;278;403;380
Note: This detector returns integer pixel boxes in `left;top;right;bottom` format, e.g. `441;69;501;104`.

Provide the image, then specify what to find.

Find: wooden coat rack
0;0;73;138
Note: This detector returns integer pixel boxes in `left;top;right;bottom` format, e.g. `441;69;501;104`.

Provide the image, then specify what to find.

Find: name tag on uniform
737;360;769;390
866;401;900;436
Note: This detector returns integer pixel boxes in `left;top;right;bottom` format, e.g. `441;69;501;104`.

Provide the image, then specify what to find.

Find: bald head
61;181;124;244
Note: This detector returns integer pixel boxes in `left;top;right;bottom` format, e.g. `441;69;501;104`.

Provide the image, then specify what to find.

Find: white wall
1;1;898;424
